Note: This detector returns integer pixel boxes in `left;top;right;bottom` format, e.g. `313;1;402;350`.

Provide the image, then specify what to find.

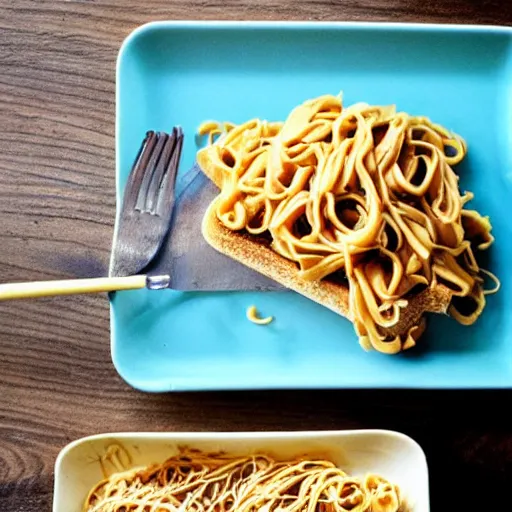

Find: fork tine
156;127;184;217
146;127;178;214
135;132;169;212
124;131;158;208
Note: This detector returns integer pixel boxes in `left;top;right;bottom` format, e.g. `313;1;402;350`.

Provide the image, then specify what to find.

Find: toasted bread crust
201;198;454;338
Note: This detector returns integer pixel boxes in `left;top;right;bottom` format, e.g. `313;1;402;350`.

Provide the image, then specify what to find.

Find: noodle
246;305;274;325
197;94;499;353
83;448;405;512
98;443;132;478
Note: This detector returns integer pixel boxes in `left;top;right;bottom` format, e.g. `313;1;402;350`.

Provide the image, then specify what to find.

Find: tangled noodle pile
198;94;498;353
84;449;404;512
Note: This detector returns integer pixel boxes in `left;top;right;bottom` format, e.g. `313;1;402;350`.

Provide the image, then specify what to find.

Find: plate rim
111;19;512;392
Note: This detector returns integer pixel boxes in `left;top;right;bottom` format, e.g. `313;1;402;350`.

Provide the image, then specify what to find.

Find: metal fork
110;128;183;279
0;128;183;300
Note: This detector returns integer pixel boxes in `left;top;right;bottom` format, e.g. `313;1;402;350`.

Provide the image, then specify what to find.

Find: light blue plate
112;21;512;392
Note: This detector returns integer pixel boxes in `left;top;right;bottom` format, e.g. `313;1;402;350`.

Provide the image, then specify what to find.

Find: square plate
112;21;512;391
53;429;429;512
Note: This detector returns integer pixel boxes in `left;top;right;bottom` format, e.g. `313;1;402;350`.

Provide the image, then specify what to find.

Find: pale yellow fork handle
0;275;148;300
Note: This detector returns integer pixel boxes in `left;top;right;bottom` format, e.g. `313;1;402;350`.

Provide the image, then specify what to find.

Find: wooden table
1;1;511;510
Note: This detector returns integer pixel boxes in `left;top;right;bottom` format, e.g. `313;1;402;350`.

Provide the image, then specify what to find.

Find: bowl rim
53;428;430;511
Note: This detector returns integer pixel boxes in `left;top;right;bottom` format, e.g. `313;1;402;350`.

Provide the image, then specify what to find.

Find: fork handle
0;275;148;300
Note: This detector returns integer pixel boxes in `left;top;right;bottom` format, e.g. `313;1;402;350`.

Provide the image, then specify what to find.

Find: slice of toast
197;149;453;339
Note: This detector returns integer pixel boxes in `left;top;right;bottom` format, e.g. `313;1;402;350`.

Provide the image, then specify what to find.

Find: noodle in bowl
85;449;404;512
53;431;429;512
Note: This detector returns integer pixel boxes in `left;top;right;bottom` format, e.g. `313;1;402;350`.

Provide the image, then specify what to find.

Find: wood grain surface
0;1;511;511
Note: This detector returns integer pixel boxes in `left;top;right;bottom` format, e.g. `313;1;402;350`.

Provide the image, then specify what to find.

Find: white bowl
53;430;429;511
